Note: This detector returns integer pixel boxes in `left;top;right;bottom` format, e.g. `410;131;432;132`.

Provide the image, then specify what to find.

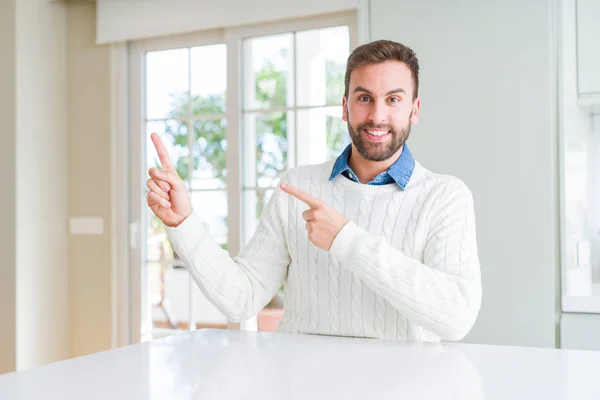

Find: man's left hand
280;183;349;251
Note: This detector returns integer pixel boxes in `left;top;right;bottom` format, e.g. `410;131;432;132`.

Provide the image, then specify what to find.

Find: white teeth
366;129;388;136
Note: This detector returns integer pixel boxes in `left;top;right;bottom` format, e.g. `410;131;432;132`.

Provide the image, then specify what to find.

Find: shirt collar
328;144;415;190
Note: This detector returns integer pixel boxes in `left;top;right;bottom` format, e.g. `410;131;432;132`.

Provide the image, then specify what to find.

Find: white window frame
113;10;362;345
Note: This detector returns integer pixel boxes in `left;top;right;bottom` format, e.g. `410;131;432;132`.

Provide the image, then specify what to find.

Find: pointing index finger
280;183;322;208
151;132;174;170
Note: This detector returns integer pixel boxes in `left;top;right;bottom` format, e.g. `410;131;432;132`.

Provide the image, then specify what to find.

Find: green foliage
254;59;287;108
164;93;227;183
253;59;289;187
150;52;348;250
326;59;346;105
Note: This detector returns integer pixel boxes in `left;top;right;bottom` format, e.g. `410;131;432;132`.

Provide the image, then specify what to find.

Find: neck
348;145;404;184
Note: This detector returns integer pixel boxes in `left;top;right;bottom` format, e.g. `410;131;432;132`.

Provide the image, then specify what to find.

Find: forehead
349;60;413;95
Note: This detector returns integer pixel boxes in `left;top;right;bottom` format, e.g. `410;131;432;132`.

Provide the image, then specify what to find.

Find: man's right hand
146;132;193;227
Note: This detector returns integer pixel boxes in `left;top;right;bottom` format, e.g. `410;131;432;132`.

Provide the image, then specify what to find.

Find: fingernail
280;183;287;189
163;184;170;192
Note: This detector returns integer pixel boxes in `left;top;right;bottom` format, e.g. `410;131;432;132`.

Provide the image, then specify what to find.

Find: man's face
342;61;420;162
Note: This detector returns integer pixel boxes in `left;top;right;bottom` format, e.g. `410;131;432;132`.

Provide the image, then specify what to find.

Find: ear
410;97;421;124
342;96;348;122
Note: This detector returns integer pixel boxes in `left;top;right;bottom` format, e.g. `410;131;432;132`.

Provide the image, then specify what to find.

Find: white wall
0;0;69;373
96;0;357;43
370;0;559;348
67;2;114;358
0;0;18;375
15;0;69;370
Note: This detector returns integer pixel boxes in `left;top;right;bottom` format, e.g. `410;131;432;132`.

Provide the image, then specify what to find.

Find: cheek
347;105;367;123
392;106;413;124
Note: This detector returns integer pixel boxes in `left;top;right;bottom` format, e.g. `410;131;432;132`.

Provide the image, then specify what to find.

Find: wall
15;0;69;371
370;0;559;348
0;0;70;373
67;1;114;358
0;0;18;375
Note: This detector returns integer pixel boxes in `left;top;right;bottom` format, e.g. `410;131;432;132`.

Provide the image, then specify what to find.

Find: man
147;40;482;342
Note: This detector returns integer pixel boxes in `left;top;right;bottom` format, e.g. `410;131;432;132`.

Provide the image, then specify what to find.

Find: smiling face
342;60;420;162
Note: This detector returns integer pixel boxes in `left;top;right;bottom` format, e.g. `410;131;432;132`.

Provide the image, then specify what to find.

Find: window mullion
225;33;243;258
186;47;198;332
291;32;298;169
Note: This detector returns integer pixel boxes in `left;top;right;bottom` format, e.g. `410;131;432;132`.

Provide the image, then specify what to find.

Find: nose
367;100;387;125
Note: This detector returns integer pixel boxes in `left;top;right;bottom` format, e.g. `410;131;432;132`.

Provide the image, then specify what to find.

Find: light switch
69;217;105;235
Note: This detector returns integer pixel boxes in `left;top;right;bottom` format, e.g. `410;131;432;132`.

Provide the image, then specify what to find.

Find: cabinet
577;0;600;111
561;313;600;351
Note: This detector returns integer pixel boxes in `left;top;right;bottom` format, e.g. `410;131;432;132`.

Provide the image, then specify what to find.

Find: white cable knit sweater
165;159;482;342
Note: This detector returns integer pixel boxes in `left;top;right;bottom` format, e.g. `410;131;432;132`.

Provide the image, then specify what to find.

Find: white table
1;329;599;399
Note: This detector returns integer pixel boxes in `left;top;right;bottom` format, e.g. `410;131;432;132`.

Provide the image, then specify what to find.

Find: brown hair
344;40;420;100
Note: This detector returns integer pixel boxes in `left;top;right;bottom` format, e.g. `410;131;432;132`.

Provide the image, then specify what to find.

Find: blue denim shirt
328;144;415;189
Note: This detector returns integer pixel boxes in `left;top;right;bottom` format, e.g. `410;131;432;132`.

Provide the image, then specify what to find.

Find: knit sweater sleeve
164;175;290;322
329;179;482;341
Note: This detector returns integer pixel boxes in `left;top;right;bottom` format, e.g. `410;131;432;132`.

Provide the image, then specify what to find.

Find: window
139;41;230;340
241;26;352;242
130;13;356;341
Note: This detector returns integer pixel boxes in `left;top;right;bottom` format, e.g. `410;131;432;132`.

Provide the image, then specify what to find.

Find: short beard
347;110;412;162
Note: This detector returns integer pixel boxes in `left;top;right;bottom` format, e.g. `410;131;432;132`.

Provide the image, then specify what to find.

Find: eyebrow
353;86;406;96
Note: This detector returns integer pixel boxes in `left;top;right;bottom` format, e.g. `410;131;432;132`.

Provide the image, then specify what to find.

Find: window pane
242;188;275;244
243;112;289;188
146;48;189;120
190;191;228;248
148;262;228;331
296;106;349;165
191;119;227;190
190;44;227;114
145;207;179;263
296;26;349;107
146;120;190;185
243;33;293;110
